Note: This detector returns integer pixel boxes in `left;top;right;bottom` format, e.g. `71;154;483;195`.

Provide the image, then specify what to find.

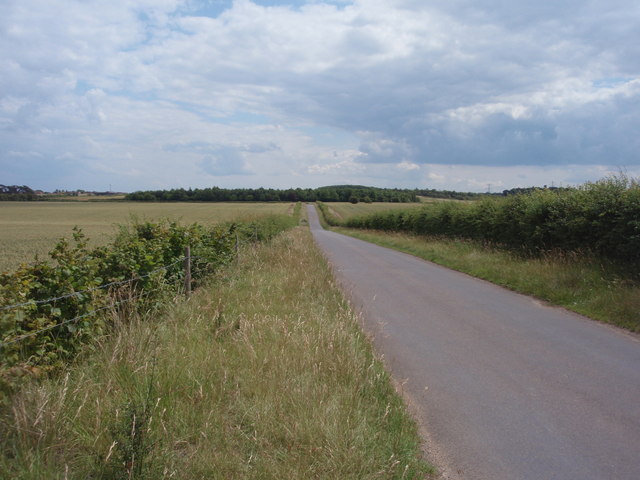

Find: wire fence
0;251;206;349
1;218;286;354
0;257;186;312
0;295;143;347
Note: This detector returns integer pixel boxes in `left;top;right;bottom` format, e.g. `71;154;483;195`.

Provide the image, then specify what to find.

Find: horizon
5;181;577;196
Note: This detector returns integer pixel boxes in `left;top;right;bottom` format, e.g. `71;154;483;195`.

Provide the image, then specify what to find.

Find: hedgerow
316;202;341;227
0;214;296;399
345;176;640;266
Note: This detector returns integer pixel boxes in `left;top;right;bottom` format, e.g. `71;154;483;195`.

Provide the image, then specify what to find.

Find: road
307;205;640;480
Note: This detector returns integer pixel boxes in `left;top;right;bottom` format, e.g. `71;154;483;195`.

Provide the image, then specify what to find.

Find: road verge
1;226;432;478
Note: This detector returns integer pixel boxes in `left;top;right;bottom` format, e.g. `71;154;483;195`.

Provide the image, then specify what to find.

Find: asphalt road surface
307;205;640;480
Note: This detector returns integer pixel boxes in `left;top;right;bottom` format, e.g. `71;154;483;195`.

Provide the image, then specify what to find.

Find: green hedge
316;202;341;227
345;176;640;265
0;214;296;396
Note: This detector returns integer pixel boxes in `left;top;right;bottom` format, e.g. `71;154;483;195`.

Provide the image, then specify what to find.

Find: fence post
184;246;191;296
235;232;239;259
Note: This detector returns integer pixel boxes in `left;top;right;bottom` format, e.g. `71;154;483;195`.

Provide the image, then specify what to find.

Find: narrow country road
307;205;640;480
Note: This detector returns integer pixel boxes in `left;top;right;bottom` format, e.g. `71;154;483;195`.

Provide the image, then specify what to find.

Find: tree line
4;183;570;203
0;185;38;201
126;185;420;203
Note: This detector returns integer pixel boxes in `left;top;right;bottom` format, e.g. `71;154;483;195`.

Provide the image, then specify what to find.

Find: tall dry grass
1;226;431;479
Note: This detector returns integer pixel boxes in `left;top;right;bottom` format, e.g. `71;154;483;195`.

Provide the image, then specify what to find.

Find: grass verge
0;226;432;479
335;227;640;333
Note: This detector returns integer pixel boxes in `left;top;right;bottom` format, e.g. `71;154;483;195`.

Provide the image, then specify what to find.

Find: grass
334;228;640;333
0;202;293;272
326;202;426;222
0;225;432;479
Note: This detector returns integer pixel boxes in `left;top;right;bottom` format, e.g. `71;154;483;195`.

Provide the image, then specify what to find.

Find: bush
346;175;640;267
0;215;296;399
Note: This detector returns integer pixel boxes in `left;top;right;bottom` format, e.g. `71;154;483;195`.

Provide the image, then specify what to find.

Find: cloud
199;148;251;176
357;136;414;164
1;0;639;192
163;141;279;155
307;157;365;175
397;161;420;172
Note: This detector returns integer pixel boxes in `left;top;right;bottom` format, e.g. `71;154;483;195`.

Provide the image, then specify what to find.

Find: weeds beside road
1;226;431;479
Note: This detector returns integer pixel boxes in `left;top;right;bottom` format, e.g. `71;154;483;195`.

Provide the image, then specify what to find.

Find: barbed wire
0;294;145;348
0;254;215;347
0;226;275;351
0;257;186;312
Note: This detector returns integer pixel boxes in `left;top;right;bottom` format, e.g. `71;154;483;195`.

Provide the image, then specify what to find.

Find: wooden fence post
184;246;191;296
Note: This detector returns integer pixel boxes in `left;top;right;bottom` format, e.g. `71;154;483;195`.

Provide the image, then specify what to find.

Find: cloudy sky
1;0;639;193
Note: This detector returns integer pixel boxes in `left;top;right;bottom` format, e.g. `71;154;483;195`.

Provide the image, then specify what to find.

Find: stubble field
0;202;293;272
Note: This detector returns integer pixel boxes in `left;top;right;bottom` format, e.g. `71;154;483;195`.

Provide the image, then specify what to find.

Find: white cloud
1;0;639;192
307;157;365;175
397;161;420;171
200;149;250;176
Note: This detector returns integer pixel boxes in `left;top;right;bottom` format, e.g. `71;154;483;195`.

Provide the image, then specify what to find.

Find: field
324;201;427;222
0;202;293;272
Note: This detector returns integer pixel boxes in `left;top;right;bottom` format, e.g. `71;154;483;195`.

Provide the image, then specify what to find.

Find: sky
1;0;639;193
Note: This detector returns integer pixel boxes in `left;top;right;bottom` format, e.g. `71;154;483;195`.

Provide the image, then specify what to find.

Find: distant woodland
1;184;569;203
125;185;420;203
0;185;39;201
125;185;573;203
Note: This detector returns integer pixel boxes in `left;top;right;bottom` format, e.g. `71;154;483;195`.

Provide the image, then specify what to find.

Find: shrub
0;214;296;399
346;175;640;268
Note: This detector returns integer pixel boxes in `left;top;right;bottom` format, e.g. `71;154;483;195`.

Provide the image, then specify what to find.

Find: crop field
325;201;427;221
0;202;293;272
